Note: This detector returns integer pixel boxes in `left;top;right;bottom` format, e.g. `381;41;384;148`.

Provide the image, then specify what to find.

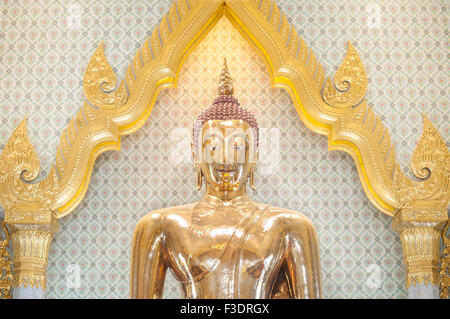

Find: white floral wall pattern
0;1;448;298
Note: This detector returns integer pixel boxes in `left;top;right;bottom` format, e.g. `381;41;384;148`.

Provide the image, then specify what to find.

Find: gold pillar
6;212;58;290
439;222;449;299
0;221;13;298
393;204;447;292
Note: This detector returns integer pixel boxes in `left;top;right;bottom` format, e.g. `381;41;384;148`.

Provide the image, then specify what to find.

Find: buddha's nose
215;149;228;165
215;145;237;167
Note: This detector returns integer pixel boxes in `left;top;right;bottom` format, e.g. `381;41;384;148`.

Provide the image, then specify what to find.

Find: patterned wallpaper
0;0;448;299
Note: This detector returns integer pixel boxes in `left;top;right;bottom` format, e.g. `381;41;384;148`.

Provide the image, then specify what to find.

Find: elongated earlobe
196;168;202;191
250;167;256;190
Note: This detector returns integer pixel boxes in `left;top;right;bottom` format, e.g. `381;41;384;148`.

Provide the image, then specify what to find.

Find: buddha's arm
130;213;167;299
284;217;322;299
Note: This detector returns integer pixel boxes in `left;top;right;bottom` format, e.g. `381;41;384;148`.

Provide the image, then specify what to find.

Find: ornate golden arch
0;0;448;297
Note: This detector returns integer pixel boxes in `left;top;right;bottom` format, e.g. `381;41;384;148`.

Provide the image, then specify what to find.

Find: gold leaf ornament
410;115;450;180
322;41;368;108
393;115;450;206
83;42;128;109
0;118;58;212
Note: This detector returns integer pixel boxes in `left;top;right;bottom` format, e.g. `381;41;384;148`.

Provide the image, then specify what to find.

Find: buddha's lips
216;167;237;176
217;169;236;174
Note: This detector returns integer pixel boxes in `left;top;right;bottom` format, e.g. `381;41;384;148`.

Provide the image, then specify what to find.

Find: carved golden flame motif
217;58;234;95
83;42;128;110
393;115;450;206
0;0;448;297
322;42;367;108
0;118;58;214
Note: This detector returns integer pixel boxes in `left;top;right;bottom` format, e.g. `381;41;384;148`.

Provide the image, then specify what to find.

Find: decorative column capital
392;206;447;289
4;209;59;291
393;203;448;225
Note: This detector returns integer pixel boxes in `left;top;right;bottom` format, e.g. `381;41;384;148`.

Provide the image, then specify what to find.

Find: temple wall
0;0;447;298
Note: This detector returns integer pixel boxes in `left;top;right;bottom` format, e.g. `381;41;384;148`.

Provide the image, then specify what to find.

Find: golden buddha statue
130;59;321;299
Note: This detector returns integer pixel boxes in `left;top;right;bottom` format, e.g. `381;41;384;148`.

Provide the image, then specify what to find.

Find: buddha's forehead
201;120;251;136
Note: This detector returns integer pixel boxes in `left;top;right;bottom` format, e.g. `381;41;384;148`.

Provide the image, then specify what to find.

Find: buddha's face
193;120;257;192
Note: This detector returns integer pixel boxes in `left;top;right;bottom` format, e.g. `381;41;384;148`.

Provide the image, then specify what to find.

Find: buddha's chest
163;214;286;283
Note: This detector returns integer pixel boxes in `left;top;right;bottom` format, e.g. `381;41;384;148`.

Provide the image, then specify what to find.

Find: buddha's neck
204;183;249;203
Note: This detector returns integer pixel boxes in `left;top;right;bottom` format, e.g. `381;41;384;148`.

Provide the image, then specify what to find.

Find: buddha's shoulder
258;203;315;228
138;202;199;222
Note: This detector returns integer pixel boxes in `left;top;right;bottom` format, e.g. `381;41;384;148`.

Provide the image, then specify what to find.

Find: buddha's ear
249;147;259;164
249;164;256;190
191;142;203;191
191;142;196;164
191;142;200;168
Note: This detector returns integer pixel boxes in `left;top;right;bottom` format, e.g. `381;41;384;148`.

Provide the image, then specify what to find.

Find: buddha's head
192;59;259;196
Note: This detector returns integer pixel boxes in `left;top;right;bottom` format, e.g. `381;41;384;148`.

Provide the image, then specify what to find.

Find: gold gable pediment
1;0;448;218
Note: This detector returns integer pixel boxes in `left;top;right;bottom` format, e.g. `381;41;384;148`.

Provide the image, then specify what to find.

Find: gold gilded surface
393;115;449;208
322;42;367;108
0;119;58;215
217;58;233;96
0;0;448;297
8;221;58;290
83;42;128;110
131;64;321;298
0;118;59;290
0;221;13;299
131;190;321;298
391;114;449;292
392;210;448;293
394;224;441;288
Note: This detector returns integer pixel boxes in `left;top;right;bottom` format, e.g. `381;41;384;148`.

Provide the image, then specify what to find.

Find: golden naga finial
218;58;233;95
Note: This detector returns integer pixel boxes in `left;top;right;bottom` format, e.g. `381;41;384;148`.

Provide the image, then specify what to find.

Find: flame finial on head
217;58;233;96
192;58;259;150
